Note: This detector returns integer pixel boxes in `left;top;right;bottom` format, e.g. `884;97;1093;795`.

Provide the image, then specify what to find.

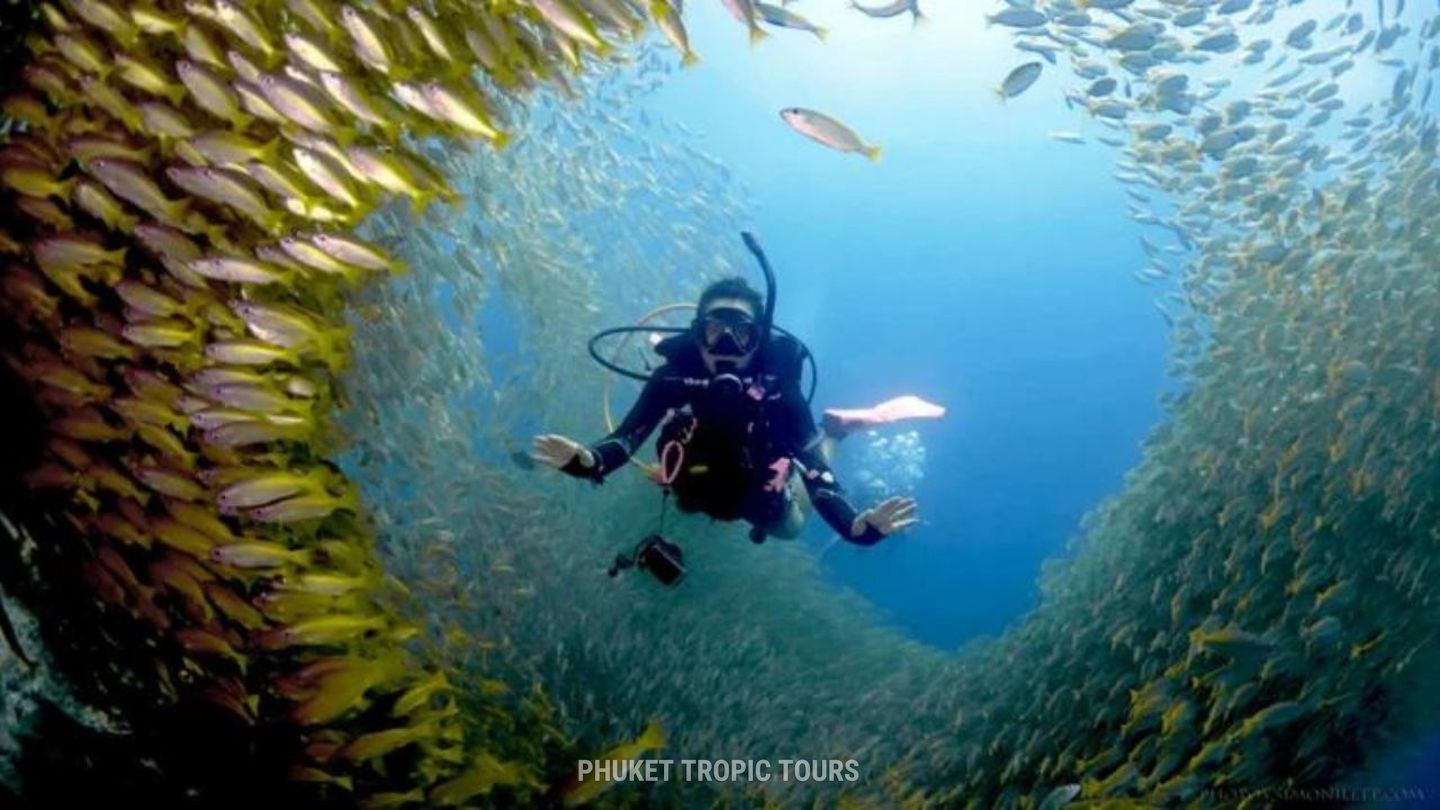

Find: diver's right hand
531;434;595;471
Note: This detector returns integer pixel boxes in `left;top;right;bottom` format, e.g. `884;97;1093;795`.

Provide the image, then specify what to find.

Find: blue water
636;3;1172;649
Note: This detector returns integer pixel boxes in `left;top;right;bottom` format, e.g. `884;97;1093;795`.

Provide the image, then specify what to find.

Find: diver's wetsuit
560;333;884;545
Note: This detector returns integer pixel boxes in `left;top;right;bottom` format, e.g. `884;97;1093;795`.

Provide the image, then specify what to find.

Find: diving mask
697;306;759;357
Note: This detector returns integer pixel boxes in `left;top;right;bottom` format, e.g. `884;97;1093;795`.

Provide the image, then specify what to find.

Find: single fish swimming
779;107;882;160
850;0;924;25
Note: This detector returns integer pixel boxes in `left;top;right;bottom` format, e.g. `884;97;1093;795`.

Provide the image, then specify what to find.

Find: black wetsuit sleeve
773;371;886;546
561;371;673;483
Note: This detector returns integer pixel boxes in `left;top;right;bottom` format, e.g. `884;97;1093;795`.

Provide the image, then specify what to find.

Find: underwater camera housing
609;534;686;586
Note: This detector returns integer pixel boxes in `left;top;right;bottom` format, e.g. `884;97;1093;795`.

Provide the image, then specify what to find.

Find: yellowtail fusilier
176;60;249;129
230;299;345;353
256;74;352;142
339;5;397;77
202;418;313;449
719;0;768;43
284;30;345;74
309;233;403;274
214;0;279;62
86;158;190;225
755;3;827;40
185;130;282;167
561;722;665;807
32;234;126;274
431;753;536;806
121;320;200;349
72;178;139;232
779;107;882;160
136;100;200;141
63;133;154;166
203;338;300;368
344;146;454;212
113;52;186;106
246;490;357;523
318;71;400;135
405;6;461;63
165;165;282;233
210;540;312;569
188;255;288;285
293;147;365;210
256;613;389;650
214;467;333;513
421;81;509;145
2;164;74;201
650;1;698;67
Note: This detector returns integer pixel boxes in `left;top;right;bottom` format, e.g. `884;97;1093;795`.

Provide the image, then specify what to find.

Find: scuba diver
530;234;942;578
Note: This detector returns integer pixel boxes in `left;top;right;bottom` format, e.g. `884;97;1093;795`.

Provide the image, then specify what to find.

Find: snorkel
739;231;778;375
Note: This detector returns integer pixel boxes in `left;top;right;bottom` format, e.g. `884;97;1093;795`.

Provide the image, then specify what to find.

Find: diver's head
694;277;763;375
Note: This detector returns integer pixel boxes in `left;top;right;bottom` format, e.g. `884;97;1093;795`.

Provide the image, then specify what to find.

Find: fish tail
194;217;230;250
164;196;193;226
911;10;928;27
438;720;464;744
681;50;700;68
864;144;883;162
317;328;351;372
416;188;466;220
257;136;282;165
408;189;438;218
263;210;287;236
640;721;665;749
748;25;768;45
814;27;829;42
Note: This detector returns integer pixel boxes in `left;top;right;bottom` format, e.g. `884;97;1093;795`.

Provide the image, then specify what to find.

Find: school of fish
887;0;1440;807
0;0;719;805
1;0;1438;807
333;0;1440;806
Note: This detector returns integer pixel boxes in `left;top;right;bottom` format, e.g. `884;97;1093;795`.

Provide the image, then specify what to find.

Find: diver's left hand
852;496;919;538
